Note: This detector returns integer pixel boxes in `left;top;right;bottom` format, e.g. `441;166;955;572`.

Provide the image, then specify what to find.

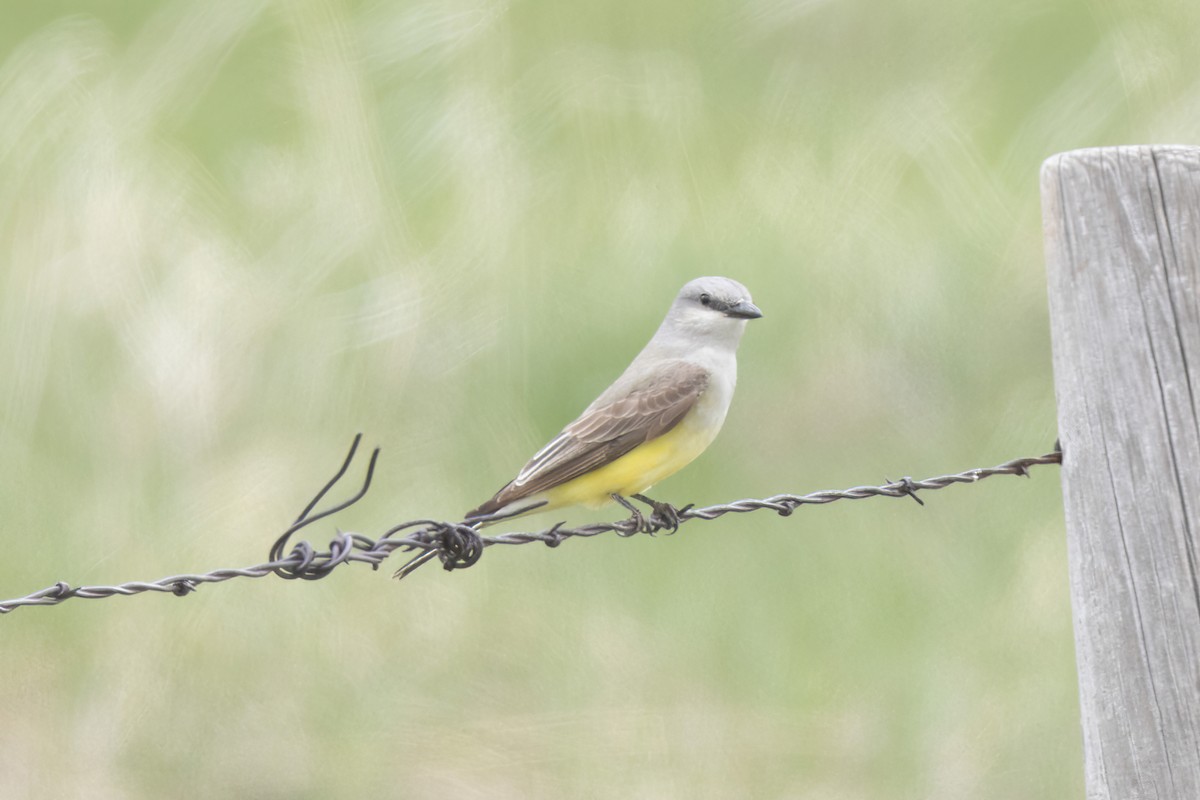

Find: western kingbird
467;276;761;527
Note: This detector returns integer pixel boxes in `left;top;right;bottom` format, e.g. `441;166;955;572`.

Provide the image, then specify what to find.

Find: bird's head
660;276;762;348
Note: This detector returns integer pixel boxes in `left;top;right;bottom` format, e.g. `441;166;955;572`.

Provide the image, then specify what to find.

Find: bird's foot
631;494;693;534
611;494;649;535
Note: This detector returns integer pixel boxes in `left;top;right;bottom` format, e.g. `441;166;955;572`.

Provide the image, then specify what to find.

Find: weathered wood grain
1043;145;1200;799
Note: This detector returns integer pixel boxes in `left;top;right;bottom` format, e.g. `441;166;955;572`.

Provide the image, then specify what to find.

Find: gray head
656;276;762;348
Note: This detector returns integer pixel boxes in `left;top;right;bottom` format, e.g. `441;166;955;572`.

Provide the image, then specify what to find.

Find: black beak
724;300;763;320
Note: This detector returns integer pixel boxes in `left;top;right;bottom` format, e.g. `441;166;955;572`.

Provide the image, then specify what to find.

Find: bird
466;276;761;532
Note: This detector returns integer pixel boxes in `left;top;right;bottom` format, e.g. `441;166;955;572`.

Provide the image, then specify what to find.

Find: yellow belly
540;414;716;510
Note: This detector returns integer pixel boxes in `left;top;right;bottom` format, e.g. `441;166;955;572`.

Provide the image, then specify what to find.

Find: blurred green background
2;0;1197;796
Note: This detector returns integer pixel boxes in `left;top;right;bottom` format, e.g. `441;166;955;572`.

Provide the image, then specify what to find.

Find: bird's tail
464;496;549;526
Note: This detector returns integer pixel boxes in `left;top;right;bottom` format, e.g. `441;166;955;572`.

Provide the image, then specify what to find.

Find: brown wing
468;362;709;517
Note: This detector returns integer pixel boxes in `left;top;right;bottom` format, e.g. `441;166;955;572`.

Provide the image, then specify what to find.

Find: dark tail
466;496;503;520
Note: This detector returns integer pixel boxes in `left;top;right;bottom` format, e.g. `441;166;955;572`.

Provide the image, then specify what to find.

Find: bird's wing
469;361;709;516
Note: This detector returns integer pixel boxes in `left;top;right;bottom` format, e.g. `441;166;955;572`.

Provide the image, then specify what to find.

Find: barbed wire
0;435;1062;614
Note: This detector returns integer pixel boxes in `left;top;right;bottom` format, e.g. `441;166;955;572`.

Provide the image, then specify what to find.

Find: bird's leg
610;493;649;535
631;493;693;534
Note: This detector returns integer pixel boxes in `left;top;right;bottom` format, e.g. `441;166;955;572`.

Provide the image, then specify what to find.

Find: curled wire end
272;531;373;581
392;522;486;580
435;523;485;571
170;580;198;597
273;540;316;580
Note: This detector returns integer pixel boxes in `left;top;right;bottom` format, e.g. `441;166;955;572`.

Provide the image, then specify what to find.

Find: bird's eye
699;293;711;306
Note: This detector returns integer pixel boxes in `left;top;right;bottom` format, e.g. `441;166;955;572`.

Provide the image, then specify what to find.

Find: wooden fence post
1042;145;1200;799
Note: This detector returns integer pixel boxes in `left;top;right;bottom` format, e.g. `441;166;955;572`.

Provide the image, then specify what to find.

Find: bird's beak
724;300;763;320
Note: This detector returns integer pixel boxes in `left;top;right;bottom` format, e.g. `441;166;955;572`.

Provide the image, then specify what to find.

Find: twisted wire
0;436;1061;614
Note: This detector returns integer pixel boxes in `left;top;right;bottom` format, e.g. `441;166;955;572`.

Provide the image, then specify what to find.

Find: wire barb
0;441;1063;614
884;477;926;506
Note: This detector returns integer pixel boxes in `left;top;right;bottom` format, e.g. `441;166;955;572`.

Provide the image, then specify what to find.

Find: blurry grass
3;0;1199;797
